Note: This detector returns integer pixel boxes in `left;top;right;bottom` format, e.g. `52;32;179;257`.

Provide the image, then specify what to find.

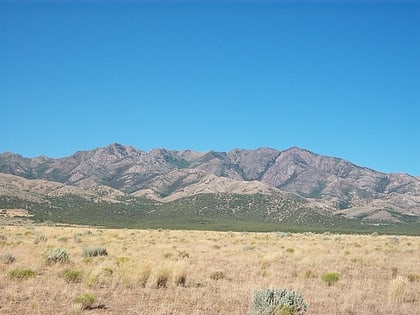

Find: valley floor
0;225;419;314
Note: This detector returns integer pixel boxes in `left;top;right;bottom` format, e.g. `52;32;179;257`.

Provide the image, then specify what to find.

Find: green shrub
1;253;16;264
286;248;294;253
61;269;82;283
83;246;108;257
9;268;37;280
73;293;96;309
321;272;340;286
249;288;308;315
45;247;69;264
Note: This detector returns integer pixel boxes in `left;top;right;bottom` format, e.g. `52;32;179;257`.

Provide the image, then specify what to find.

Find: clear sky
1;0;419;176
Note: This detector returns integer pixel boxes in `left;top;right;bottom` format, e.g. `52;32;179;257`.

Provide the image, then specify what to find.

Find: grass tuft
9;268;37;280
60;269;83;283
73;293;96;310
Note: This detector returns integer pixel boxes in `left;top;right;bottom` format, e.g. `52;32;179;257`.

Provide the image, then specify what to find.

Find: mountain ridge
0;143;419;224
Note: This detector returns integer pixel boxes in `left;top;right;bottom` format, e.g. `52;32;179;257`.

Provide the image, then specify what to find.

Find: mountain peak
0;144;419;221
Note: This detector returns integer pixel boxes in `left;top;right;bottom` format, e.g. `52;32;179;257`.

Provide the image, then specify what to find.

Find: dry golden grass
0;225;419;314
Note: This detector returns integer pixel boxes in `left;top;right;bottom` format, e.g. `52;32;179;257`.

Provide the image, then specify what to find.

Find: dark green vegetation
1;193;418;235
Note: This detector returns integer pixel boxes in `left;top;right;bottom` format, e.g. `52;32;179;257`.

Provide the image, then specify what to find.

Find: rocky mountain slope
0;143;419;223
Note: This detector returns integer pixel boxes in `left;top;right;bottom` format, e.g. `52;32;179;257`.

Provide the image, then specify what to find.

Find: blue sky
1;1;419;175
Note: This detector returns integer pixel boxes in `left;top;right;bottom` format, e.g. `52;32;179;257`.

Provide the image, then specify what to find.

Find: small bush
83;246;108;257
45;247;69;264
210;271;225;280
73;293;96;309
321;272;340;286
286;248;294;254
249;288;308;315
407;273;420;282
61;269;82;283
9;268;37;280
1;253;16;264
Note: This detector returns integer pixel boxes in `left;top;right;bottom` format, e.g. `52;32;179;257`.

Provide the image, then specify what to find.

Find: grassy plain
0;225;419;314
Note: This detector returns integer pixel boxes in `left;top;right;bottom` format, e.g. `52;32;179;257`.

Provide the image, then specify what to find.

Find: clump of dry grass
210;271;225;280
60;269;83;283
388;276;408;303
149;263;172;288
120;261;152;288
0;225;419;314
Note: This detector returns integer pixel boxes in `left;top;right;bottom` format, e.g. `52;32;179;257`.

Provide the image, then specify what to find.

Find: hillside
0;144;419;229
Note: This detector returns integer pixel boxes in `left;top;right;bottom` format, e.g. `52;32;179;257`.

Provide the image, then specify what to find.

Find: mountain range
0;143;419;227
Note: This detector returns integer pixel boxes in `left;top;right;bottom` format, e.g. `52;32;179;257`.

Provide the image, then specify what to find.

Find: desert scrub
45;247;69;264
83;246;108;257
1;253;16;264
249;288;308;315
210;271;225;280
321;272;340;286
9;268;37;280
60;269;83;283
73;293;96;310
